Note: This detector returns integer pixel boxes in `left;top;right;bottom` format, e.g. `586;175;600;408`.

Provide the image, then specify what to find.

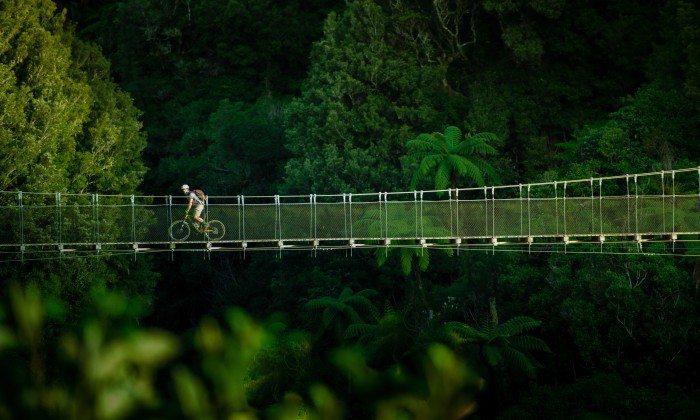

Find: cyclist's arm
187;198;193;213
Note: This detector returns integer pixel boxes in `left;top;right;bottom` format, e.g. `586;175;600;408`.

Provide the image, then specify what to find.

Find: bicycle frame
170;214;225;242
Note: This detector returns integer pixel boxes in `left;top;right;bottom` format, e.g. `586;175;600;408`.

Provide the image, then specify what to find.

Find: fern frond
461;138;498;156
501;347;537;379
376;247;389;266
434;160;451;190
344;323;375;341
444;321;486;342
482;344;504;367
468;132;500;144
419;154;444;174
355;289;379;299
345;296;379;320
400;248;412;276
508;336;552;353
443;126;463;149
304;297;334;311
343;306;365;325
448;156;485;187
322;306;338;327
338;287;354;300
410;170;423;190
407;133;442;152
494;316;542;337
418;247;429;271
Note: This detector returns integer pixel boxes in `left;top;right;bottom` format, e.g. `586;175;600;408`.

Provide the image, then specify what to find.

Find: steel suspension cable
384;192;389;243
314;194;318;244
275;195;282;247
661;171;666;233
413;191;418;240
309;194;313;241
483;186;488;237
378;192;383;239
455;188;460;239
563;182;567;249
449;188;454;238
419;191;424;241
554;181;559;236
241;195;246;246
599;179;603;252
131;195;136;246
94;194;100;251
56;193;62;250
349;193;353;240
672;171;676;251
18;192;24;261
590;178;595;234
626;176;630;233
634;175;640;251
527;184;532;251
519;184;523;237
491;186;495;241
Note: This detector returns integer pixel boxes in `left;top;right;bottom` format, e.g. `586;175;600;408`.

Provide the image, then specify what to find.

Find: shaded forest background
1;0;700;418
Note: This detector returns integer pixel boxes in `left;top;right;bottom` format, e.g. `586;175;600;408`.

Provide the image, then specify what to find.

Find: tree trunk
489;297;498;327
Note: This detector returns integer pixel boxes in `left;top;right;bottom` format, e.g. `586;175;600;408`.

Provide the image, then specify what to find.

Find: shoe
194;222;201;229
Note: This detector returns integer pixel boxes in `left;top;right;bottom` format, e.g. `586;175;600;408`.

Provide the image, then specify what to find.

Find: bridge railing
1;168;699;257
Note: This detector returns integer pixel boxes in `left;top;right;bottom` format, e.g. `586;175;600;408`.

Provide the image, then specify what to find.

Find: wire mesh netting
1;168;700;260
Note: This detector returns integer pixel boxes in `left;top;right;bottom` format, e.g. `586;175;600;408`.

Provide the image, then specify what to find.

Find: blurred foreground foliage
0;281;484;419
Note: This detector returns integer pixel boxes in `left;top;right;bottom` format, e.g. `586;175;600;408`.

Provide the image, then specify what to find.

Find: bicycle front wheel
205;220;225;241
169;221;191;241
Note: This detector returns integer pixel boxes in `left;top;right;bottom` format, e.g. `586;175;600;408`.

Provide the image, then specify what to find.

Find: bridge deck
2;168;699;261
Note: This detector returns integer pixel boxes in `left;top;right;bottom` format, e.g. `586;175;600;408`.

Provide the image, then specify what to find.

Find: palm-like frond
407;133;444;152
407;125;500;190
400;248;413;276
304;297;335;310
305;288;381;337
354;289;380;299
344;323;376;341
342;305;365;324
482;345;504;367
419;154;444;175
345;295;380;320
417;247;429;271
467;132;500;145
338;287;354;301
434;160;452;190
322;306;338;327
500;346;538;379
508;335;552;353
493;316;542;337
448;155;485;187
443;126;463;149
444;321;487;343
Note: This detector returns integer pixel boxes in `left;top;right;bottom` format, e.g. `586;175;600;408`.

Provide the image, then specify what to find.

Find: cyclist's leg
194;204;205;225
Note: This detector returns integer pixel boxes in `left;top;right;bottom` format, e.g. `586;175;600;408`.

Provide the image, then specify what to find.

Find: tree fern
501;346;538;379
442;315;550;385
406;125;500;190
508;335;552;353
493;316;542;337
303;287;380;341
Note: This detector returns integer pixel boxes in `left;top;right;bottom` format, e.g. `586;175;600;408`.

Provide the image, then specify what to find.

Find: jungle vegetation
2;0;700;418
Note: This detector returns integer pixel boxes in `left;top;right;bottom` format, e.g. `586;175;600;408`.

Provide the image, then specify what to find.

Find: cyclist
181;184;207;229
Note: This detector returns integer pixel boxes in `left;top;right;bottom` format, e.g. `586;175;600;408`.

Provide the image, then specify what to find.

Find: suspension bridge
2;167;700;262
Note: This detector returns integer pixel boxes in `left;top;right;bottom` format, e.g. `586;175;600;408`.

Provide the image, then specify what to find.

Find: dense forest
1;0;700;418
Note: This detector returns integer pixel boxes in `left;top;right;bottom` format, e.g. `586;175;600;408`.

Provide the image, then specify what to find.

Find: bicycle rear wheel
205;220;225;241
169;221;191;241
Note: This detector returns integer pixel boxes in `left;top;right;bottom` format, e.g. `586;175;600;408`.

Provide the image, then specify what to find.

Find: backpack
194;189;207;203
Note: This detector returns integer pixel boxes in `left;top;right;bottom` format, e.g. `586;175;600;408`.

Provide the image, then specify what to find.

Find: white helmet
181;184;189;190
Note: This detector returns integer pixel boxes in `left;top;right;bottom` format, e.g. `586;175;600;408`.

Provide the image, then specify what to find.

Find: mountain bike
169;214;225;241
